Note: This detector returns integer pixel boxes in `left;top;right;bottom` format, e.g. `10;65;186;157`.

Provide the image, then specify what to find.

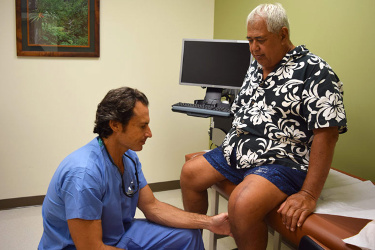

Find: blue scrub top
38;137;147;249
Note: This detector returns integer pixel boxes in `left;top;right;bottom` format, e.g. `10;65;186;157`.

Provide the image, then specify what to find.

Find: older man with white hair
180;3;347;249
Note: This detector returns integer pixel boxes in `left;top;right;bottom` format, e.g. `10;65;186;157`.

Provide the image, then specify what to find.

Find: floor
0;189;290;250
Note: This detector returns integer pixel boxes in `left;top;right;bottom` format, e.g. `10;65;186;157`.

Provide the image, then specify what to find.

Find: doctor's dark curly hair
93;87;148;138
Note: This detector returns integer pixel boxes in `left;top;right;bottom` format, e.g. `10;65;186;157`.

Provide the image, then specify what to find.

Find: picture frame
16;0;100;57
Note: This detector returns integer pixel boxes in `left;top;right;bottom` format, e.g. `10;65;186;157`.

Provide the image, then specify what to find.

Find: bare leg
228;174;288;249
180;155;226;214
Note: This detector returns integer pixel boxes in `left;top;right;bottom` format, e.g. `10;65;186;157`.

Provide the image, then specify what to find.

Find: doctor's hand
277;190;317;232
208;212;232;236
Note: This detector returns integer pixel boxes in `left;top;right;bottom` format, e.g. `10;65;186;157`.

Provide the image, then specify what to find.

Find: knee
228;191;267;226
228;197;266;237
180;156;219;193
180;161;199;189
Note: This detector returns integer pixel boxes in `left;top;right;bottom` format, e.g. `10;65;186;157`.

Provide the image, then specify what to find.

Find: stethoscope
99;137;139;197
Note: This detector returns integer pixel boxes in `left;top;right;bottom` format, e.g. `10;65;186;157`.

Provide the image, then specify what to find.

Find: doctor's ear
109;120;122;133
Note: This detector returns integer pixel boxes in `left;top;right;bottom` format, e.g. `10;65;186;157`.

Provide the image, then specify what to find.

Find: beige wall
0;0;214;200
214;0;375;181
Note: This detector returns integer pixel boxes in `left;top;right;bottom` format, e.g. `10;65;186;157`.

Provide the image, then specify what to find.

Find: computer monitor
179;39;251;105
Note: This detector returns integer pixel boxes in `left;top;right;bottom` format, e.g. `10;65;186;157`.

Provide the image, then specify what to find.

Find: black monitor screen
179;39;251;90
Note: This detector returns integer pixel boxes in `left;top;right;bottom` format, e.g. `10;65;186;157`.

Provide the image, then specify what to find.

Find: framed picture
16;0;100;57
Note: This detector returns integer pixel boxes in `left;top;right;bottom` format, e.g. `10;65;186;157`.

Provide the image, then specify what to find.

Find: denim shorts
203;147;307;196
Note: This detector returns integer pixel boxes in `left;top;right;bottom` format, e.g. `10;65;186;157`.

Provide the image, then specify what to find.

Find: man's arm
137;185;231;236
277;126;339;231
67;219;124;250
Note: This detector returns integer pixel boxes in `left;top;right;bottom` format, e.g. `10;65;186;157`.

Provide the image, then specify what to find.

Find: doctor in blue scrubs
38;87;231;250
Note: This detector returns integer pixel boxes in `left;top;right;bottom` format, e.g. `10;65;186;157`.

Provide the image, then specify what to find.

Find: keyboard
171;102;232;117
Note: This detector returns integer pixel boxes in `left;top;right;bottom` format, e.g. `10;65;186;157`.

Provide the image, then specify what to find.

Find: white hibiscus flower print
316;90;346;123
248;100;276;125
275;60;304;80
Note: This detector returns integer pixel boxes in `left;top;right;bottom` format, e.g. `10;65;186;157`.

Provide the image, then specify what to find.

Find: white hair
247;3;290;34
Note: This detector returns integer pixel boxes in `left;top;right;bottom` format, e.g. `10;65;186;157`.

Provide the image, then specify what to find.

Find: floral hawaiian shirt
221;45;347;172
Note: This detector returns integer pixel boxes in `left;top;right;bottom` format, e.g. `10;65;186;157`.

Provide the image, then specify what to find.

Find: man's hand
277;127;339;232
277;190;317;232
208;212;232;236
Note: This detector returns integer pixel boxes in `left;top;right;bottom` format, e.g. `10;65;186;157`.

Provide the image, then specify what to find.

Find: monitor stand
194;87;231;109
203;87;222;105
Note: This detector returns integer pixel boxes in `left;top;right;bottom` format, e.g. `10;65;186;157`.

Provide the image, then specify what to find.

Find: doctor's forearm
144;199;212;229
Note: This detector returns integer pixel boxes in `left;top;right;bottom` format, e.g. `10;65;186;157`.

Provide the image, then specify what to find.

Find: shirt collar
282;45;309;62
254;45;310;74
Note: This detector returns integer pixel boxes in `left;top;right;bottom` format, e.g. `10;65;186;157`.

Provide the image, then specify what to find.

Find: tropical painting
28;0;89;47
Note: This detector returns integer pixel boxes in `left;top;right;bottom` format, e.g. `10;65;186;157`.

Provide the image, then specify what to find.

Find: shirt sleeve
60;167;104;221
301;60;348;133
